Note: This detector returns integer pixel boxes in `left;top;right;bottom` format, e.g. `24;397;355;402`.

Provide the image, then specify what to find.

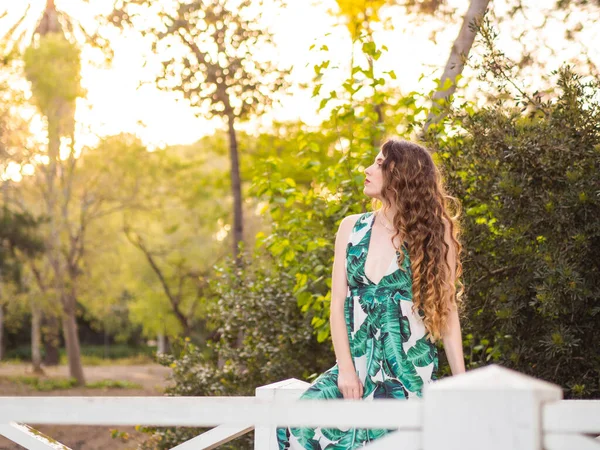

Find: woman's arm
441;218;466;375
330;215;363;399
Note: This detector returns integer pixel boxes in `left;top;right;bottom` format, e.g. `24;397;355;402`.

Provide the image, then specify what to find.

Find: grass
86;379;142;389
1;353;154;367
62;354;154;366
2;375;143;391
6;344;156;364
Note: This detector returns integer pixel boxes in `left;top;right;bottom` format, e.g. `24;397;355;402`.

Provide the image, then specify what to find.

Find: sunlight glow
215;218;231;242
1;0;598;154
2;162;23;182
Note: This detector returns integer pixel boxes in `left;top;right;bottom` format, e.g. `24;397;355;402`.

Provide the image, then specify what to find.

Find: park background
0;0;599;448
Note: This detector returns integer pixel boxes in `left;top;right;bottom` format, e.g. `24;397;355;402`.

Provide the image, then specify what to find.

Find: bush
138;250;334;449
432;65;600;398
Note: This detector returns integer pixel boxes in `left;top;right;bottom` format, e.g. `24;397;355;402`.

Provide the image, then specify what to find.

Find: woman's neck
375;208;398;230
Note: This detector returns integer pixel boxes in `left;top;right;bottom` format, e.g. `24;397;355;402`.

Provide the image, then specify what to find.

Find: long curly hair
372;138;464;343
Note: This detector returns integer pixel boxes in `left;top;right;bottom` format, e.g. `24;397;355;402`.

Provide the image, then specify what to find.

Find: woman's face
363;151;384;200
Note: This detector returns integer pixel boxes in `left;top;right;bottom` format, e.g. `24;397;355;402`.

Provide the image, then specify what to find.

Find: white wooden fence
0;364;598;449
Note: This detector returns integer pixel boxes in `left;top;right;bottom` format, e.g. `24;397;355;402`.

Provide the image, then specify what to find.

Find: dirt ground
0;363;172;450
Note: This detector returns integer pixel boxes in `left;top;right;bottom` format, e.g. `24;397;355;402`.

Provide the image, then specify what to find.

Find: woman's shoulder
338;212;372;235
340;212;365;227
335;212;373;250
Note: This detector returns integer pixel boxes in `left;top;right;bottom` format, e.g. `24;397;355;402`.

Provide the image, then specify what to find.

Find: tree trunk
30;0;85;382
36;0;61;35
226;112;244;264
29;261;61;365
44;106;68;369
31;302;44;374
61;292;85;385
43;314;61;365
157;333;166;355
423;0;491;135
45;114;84;382
0;302;4;361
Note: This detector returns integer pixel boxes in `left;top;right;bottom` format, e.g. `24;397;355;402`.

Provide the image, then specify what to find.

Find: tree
0;54;46;369
108;0;290;265
423;17;600;394
0;208;44;363
135;249;333;449
82;133;236;344
423;0;490;134
23;26;88;383
1;0;111;383
331;0;390;148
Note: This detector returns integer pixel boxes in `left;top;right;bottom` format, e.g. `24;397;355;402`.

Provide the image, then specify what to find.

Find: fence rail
0;365;598;450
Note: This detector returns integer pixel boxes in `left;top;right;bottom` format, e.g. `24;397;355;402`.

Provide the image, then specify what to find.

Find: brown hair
373;138;464;342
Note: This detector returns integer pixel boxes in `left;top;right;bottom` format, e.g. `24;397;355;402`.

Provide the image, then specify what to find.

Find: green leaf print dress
277;212;438;449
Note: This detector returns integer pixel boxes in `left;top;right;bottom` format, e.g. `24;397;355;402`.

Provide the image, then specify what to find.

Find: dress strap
347;212;370;242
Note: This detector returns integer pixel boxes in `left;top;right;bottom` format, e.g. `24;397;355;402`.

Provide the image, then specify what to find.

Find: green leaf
407;337;436;367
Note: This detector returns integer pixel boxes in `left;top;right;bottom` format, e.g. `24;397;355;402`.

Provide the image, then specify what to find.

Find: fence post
254;378;310;450
422;364;562;450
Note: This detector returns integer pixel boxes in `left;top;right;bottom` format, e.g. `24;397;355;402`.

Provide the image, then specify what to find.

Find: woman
277;138;466;449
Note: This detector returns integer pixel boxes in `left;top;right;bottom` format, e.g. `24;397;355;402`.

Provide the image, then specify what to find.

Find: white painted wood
3;373;596;450
543;400;600;433
254;378;310;450
363;430;421;450
0;396;423;428
170;424;253;450
544;433;600;450
0;422;71;450
256;378;310;397
422;364;562;450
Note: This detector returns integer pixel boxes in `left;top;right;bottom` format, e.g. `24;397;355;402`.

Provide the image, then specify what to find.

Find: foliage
0;206;45;346
0;63;32;167
1;0;597;414
76;133;230;341
208;250;334;385
250;33;420;343
23;32;83;137
0;207;44;285
430;60;600;397
334;0;388;39
137;249;333;449
250;17;600;399
136;338;244;450
0;1;114;61
108;0;289;121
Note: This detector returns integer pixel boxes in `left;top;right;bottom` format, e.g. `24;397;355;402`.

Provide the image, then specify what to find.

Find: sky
1;0;474;151
74;0;460;148
2;0;599;154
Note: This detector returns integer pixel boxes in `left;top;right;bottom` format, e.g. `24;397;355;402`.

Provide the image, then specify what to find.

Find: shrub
432;65;600;398
138;250;334;449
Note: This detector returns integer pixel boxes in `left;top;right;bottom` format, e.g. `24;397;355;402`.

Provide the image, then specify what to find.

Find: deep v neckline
363;212;401;286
